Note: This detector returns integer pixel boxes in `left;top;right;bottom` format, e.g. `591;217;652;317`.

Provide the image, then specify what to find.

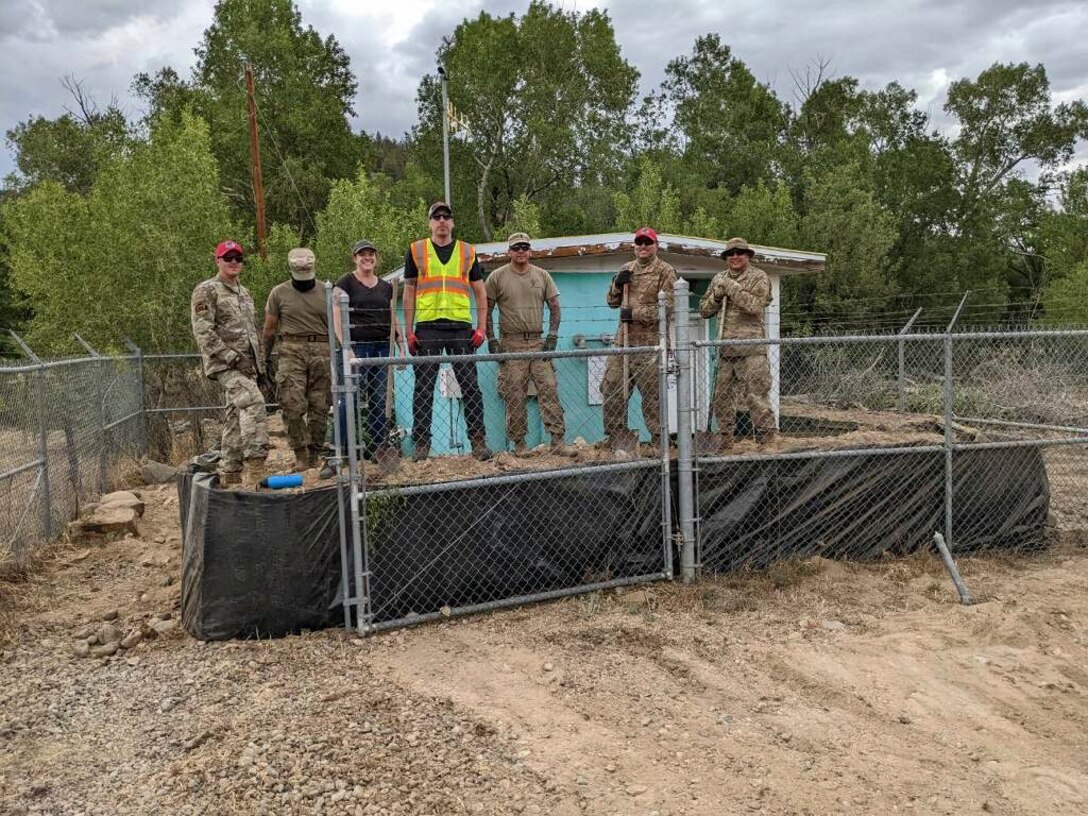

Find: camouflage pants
713;353;774;434
497;337;566;444
601;350;659;437
275;341;331;452
217;369;269;471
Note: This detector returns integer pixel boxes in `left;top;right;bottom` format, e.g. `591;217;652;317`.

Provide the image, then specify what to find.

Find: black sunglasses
509;243;531;252
634;238;655;246
221;254;245;263
723;249;748;258
430;213;453;221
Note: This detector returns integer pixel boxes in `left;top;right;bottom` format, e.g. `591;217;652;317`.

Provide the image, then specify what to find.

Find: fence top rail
350;344;661;368
0;354;140;375
696;328;1088;349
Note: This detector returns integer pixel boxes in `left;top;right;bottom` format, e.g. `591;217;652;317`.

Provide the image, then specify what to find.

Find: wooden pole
244;63;268;261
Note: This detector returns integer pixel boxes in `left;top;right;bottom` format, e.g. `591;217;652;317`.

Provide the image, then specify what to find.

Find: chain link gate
330;286;675;634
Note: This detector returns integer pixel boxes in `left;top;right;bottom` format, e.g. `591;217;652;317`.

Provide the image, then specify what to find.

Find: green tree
4;112;234;352
136;0;366;235
613;157;682;233
4;79;131;194
649;34;787;195
723;180;800;248
314;171;425;277
412;1;638;240
501;194;543;239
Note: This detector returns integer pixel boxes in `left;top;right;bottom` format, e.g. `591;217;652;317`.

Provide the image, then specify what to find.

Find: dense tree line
2;0;1086;353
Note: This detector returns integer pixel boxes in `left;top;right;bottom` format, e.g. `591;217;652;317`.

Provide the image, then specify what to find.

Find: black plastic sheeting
697;446;1050;574
178;464;665;640
179;472;342;641
179;445;1049;640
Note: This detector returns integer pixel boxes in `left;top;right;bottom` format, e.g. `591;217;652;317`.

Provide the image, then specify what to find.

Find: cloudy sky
2;0;1087;179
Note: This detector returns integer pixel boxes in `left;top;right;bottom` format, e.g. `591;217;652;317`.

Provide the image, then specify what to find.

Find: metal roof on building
386;232;826;280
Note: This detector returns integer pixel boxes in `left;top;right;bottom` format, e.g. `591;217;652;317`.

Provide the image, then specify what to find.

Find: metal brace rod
73;333;101;357
8;330;41;364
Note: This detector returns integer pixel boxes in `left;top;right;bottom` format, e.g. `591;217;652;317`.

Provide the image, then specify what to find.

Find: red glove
471;328;486;348
407;332;419;355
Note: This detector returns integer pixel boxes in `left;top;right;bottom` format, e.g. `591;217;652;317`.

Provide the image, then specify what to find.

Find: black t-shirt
336;274;393;342
403;239;483;329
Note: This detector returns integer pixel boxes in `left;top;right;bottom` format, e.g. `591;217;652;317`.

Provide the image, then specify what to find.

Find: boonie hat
720;237;755;259
287;247;316;280
351;239;377;256
634;227;658;244
428;201;453;218
507;232;531;249
215;240;244;259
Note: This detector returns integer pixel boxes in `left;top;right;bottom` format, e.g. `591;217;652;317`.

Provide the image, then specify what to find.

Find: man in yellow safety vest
402;201;492;461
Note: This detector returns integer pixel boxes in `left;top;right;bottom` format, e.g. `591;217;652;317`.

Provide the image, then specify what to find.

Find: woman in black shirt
333;240;406;454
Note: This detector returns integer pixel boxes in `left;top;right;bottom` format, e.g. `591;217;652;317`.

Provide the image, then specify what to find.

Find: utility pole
438;65;451;207
244;63;268;261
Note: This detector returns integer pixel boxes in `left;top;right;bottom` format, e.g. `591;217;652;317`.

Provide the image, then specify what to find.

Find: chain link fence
2;293;1087;635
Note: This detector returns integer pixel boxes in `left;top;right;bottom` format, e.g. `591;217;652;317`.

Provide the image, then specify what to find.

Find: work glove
489;338;504;355
543;334;558;352
237;355;258;378
620;307;634;324
471;328;486;349
614;268;632;289
407;332;419;355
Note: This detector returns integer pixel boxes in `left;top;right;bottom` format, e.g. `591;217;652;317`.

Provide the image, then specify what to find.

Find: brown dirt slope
1;481;1086;815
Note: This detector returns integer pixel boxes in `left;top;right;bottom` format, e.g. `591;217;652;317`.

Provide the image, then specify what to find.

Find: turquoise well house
385;233;825;454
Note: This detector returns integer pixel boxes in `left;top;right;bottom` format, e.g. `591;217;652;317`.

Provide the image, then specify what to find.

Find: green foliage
613;157;682;233
5;104;131;195
137;0;365;235
412;0;638;240
315;170;426;277
723;180;799;248
502;194;543;240
651;34;786;194
4;112;234;353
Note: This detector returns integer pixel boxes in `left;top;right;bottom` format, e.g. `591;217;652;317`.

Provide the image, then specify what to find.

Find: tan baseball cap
287;247;316;280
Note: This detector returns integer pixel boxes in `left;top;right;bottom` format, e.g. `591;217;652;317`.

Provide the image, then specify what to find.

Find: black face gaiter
291;278;316;292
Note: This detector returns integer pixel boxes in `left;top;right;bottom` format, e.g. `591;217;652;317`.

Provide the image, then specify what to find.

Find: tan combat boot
755;428;778;446
470;435;493;462
218;470;242;487
293;448;312;471
242;459;265;487
411;441;430;462
511;439;529;457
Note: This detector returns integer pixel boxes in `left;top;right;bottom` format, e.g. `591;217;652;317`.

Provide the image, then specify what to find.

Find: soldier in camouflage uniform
190;240;269;485
601;227;676;451
262;247;331;471
699;237;775;449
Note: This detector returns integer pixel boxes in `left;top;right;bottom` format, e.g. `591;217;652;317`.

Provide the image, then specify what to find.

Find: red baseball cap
215;240;244;259
634;227;658;244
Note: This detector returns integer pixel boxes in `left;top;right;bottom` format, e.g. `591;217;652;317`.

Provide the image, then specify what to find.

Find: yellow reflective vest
411;239;474;324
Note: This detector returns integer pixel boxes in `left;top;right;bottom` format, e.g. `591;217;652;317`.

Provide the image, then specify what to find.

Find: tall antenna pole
245;63;268;261
439;65;451;207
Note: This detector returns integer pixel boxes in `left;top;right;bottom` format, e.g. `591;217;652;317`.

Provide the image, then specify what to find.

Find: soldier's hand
543;334;558;352
620;307;634;323
614;269;632;289
237;356;258;377
407;332;419;355
471;328;486;349
489;338;504;355
718;277;740;299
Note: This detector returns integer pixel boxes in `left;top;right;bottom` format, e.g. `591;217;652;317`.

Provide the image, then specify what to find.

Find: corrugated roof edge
384;232;826;280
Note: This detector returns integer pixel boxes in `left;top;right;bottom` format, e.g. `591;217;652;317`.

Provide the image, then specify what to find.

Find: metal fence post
897;307;923;412
657;292;673;578
123;338;148;456
74;333;109;492
326;283;352;631
339;291;371;634
940;294;972;604
10;331;53;543
672;279;696;582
